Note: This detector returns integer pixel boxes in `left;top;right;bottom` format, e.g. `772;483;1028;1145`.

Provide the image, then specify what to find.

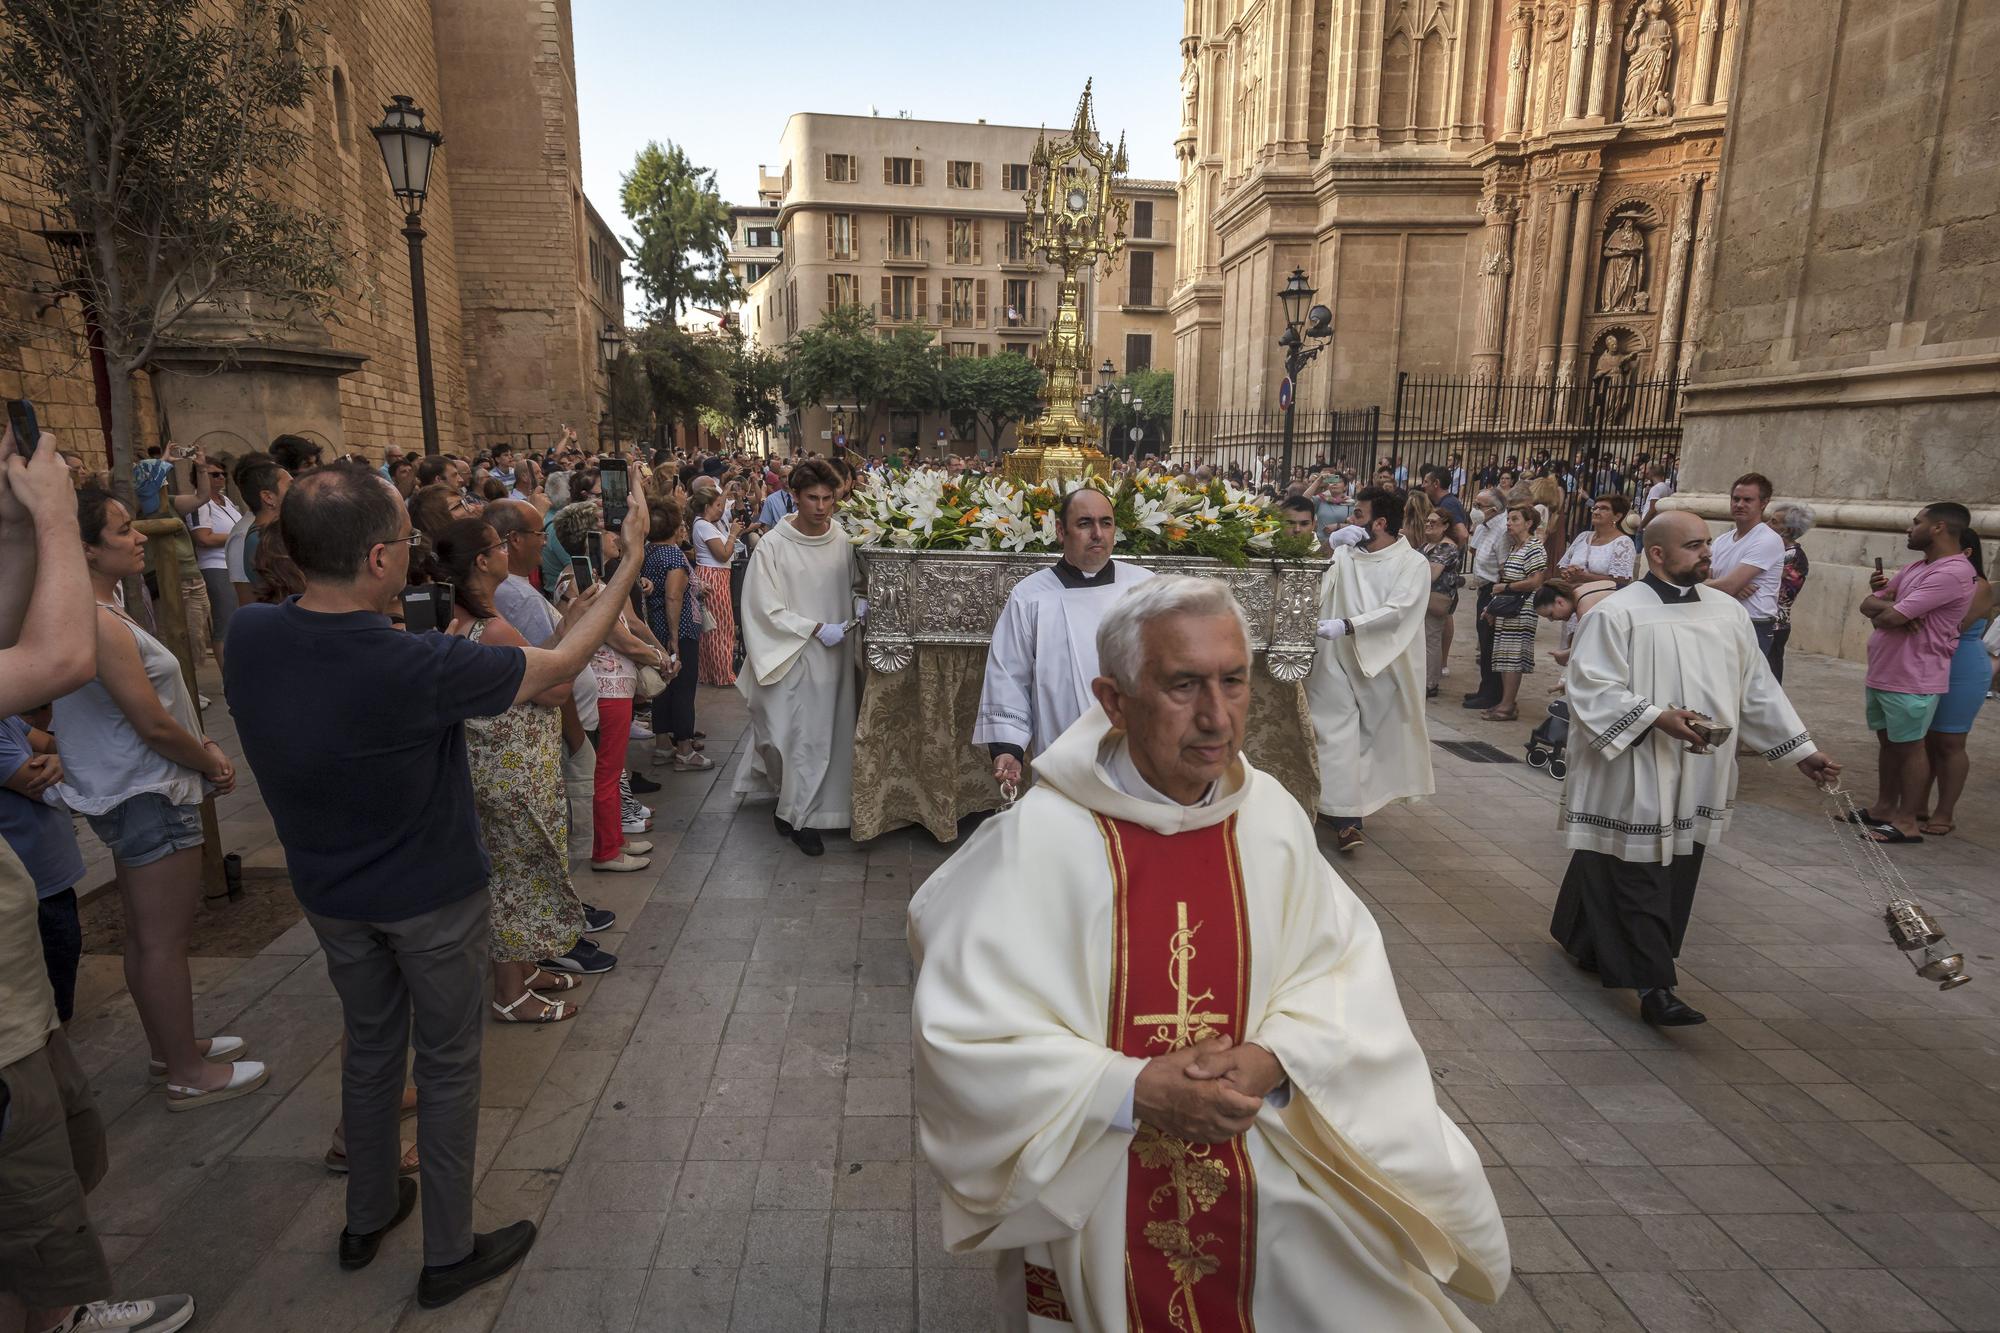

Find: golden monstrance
1003;81;1128;485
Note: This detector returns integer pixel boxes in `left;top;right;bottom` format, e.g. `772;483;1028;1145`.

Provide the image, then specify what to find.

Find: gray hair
1765;499;1817;542
545;471;571;508
1096;575;1251;693
485;499;539;540
551;499;601;552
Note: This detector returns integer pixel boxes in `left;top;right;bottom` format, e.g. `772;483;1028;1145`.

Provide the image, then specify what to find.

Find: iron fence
1167;407;1383;484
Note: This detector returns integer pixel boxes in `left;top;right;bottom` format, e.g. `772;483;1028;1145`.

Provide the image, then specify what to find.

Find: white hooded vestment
910;705;1508;1332
1307;536;1436;818
732;516;860;829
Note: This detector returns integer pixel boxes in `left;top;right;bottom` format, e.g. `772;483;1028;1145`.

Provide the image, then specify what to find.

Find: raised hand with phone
0;411;97;714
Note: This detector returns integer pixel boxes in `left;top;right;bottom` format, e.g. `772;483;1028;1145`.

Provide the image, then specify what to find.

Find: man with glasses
223;465;652;1308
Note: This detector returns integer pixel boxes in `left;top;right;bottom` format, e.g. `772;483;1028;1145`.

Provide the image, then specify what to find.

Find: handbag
1487;592;1527;620
1428;590;1456;618
635;662;669;700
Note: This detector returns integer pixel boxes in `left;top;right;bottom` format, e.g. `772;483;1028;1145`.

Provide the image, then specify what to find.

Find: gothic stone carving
857;550;1324;683
1599;212;1649;312
1622;0;1676;120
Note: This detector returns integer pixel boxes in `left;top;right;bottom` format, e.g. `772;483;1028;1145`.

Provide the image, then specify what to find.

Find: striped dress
1490;540;1546;673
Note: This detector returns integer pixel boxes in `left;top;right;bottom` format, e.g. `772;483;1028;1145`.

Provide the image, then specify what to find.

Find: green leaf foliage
620;140;740;319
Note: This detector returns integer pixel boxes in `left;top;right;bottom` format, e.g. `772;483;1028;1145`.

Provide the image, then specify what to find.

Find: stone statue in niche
1599;215;1649;312
1182;45;1200;132
1621;0;1676;120
1591;331;1643;421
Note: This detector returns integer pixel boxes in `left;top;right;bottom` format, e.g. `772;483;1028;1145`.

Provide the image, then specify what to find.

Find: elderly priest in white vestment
1306;485;1436;853
1552;511;1841;1026
912;576;1509;1332
973;486;1154;790
734;459;862;857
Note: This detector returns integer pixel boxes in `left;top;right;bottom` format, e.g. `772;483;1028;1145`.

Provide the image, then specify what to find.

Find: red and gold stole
1100;813;1258;1333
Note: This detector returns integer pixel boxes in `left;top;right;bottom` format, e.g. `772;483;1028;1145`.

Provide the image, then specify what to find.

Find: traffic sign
1128;426;1145;443
1278;377;1293;410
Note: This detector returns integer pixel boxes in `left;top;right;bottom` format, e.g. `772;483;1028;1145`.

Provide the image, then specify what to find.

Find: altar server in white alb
1306;485;1435;853
973;486;1153;790
1552;511;1840;1026
913;576;1509;1333
734;459;862;857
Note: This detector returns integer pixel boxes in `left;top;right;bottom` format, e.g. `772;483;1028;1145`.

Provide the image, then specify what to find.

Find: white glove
1316;618;1349;640
852;596;869;622
1327;524;1369;548
815;622;847;648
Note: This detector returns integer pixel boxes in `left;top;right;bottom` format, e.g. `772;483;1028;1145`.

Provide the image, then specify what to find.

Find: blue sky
573;1;1185;249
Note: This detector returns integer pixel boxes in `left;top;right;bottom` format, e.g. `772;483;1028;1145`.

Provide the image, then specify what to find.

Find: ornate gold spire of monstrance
1003;81;1129;485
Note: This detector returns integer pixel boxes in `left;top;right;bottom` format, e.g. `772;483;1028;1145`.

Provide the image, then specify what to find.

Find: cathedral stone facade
1173;0;1738;417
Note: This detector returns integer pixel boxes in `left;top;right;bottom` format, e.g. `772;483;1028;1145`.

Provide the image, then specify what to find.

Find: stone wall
1675;0;1999;660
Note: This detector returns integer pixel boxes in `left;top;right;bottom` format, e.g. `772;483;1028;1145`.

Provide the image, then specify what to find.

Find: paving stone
1771;1268;1955;1332
824;1267;915;1332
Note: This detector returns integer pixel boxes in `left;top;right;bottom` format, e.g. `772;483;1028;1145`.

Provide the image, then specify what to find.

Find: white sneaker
630;719;654;740
60;1295;195;1333
164;1061;268;1111
591;853;651;873
622;813;653;834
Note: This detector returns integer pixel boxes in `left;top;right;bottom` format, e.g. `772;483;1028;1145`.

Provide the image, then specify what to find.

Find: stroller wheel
1549;758;1568;780
1526;748;1548;769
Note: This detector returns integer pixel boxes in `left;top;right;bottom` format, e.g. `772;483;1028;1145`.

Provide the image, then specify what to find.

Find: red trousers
592;696;634;862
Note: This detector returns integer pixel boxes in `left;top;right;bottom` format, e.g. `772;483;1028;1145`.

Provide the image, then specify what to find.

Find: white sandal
491;992;575;1023
149;1035;250;1081
673;751;714;771
165;1060;269;1111
519;967;579;993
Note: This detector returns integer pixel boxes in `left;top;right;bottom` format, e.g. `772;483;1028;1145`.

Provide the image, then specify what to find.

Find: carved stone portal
1621;0;1676;120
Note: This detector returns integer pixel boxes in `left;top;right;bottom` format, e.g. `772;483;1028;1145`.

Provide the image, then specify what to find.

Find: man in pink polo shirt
1858;502;1977;843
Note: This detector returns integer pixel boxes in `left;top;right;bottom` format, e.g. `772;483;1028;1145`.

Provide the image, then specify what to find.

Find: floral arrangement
839;467;1319;566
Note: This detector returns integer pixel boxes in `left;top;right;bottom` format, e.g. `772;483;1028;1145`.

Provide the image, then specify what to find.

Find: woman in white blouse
1557;493;1637;587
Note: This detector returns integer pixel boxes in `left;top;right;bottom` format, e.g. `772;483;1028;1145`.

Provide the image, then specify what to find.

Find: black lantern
599;322;625;365
1277;267;1316;330
370;96;443;212
372;95;446;456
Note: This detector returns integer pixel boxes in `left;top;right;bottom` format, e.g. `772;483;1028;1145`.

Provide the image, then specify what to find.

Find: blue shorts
84;792;204;868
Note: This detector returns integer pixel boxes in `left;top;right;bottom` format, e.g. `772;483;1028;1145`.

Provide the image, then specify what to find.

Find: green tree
0;0;343;502
942;352;1045;453
620;141;739;320
726;337;786;435
630;322;730;446
1102;368;1175;454
782;303;888;446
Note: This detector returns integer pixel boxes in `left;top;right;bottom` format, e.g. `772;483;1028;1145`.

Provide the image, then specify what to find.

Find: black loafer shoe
774;812;794;837
628;770;661;794
1640;988;1707;1026
1460;695;1501;710
791;827;825;857
417;1221;538;1309
339;1176;418;1270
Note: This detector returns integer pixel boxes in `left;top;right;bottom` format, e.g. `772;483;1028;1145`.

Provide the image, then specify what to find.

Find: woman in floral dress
435;518;588;1023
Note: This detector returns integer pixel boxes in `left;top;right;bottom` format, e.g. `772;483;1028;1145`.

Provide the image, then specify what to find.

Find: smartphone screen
570;554;595;591
585;530;604;572
599;459;630;529
5;399;39;456
1874;557;1885;574
401;584;443;633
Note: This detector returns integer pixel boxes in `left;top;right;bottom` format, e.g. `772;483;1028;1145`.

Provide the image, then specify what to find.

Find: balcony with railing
997;242;1039;272
993;303;1045;331
881;237;930;267
1118;285;1170;311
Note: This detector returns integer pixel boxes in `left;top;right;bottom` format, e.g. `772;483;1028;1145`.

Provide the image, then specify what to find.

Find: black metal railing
1167;408;1383;484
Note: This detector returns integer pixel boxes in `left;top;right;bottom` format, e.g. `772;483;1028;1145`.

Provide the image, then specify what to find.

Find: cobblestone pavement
65;660;2000;1332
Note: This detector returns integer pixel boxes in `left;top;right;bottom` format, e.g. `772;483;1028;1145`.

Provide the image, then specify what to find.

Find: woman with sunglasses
432;517;592;1022
189;459;243;668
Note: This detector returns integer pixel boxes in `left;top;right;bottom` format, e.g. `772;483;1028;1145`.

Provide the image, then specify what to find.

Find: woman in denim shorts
49;491;266;1111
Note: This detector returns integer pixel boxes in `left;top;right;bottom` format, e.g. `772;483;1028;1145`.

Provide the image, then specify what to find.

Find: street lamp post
598;322;625;455
370;96;445;457
1274;266;1334;487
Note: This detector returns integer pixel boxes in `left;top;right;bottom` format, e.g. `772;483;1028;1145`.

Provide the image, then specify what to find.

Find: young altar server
973;485;1153;790
1552;510;1840;1025
1306;485;1435;852
913;576;1510;1333
734;459;862;856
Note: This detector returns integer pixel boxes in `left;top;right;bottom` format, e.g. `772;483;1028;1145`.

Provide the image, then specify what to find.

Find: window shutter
913;158;924;187
974;162;984;190
884;156;893;184
972;220;983;263
825;215;835;256
914;217;922;255
826;274;836;306
916;278;928;319
976;279;988;325
880;275;892;316
823;153;831;181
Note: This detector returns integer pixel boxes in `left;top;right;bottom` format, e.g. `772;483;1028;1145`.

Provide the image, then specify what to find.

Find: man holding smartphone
225;465;652;1308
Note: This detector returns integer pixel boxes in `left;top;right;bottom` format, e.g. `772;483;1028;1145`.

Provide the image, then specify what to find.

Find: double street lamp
371;96;445;457
1275;267;1334;486
598;322;625;455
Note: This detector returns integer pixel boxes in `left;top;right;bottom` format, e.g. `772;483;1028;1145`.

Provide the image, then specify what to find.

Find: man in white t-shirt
189;462;243;667
1638;461;1675;525
1706;471;1785;662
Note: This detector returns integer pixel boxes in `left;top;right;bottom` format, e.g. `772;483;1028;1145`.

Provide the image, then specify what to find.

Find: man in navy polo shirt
225;464;649;1308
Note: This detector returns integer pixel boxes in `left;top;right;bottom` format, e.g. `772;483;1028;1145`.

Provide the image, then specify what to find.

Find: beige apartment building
742;113;1175;457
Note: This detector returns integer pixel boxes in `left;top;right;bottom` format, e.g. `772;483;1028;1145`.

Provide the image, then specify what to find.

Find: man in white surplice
733;460;862;857
1306;485;1435;853
913;576;1508;1333
1552;511;1841;1027
973;486;1153;789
